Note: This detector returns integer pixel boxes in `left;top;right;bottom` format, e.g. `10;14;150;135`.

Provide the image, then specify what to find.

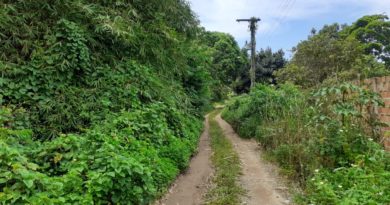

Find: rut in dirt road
215;113;291;205
157;113;290;205
156;116;213;205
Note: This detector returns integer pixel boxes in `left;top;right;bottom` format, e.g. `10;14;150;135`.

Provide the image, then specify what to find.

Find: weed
222;83;390;204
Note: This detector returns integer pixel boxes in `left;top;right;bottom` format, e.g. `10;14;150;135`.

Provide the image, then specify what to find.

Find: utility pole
237;17;261;88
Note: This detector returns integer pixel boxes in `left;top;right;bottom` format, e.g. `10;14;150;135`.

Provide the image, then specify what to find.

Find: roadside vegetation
0;1;243;204
204;111;244;205
223;14;390;204
223;83;390;204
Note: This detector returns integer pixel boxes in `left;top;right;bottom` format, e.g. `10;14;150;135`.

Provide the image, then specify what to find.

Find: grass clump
204;110;244;205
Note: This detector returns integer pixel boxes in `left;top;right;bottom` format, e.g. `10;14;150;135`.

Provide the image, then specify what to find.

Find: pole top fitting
236;17;261;22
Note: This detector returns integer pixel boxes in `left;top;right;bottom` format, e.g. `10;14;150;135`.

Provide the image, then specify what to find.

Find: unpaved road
157;113;290;205
156;116;213;205
215;114;290;205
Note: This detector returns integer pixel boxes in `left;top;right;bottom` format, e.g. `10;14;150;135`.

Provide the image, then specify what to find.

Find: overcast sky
188;0;390;58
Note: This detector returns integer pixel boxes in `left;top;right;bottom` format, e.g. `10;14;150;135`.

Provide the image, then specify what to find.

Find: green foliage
222;83;390;204
0;105;201;204
201;32;243;85
341;14;390;68
276;28;365;87
200;31;247;100
231;47;286;93
305;147;390;204
223;84;304;140
1;0;212;138
276;15;390;88
255;48;287;84
0;0;218;204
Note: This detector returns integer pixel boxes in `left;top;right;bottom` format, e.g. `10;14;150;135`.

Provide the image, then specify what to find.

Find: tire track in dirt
156;115;213;205
215;113;290;205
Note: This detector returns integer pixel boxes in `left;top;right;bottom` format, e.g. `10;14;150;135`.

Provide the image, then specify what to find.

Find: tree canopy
200;31;247;100
256;48;286;84
276;15;390;88
342;14;390;67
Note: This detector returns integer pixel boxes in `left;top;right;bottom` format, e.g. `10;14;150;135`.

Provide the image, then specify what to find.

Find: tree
200;31;247;100
231;48;251;94
341;14;390;68
256;48;287;84
276;19;389;88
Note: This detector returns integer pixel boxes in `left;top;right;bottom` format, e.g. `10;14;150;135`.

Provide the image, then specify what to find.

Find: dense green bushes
1;104;201;204
0;0;212;138
0;0;223;204
222;84;390;204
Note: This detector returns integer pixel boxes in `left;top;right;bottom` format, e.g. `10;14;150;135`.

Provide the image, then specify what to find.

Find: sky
188;0;390;58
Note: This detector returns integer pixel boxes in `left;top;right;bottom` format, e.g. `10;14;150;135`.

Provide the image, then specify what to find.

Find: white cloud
189;0;390;40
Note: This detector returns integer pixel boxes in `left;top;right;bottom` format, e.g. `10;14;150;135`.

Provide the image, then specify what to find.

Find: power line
261;0;292;38
262;0;296;41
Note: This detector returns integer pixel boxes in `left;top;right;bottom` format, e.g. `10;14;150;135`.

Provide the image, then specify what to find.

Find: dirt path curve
156;115;213;205
215;114;290;205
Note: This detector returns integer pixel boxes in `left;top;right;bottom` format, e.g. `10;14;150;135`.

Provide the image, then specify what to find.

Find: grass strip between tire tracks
204;110;245;205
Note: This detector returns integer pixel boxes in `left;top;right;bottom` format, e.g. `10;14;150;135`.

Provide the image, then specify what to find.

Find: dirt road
156;116;213;205
157;113;290;205
215;114;290;205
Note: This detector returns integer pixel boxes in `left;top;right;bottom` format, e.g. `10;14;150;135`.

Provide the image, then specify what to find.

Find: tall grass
222;83;390;204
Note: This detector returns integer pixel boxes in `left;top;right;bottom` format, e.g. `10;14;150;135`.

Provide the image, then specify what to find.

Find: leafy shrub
0;0;211;139
305;142;390;204
0;1;213;204
222;83;390;204
0;105;202;204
